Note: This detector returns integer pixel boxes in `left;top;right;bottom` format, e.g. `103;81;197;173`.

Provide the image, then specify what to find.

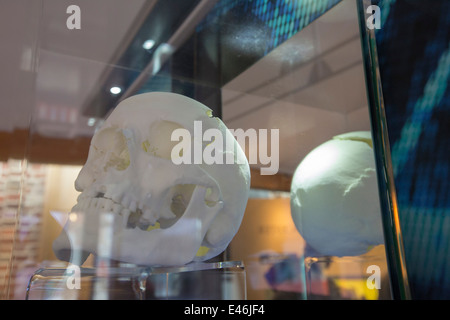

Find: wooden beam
0;129;29;161
0;129;90;165
250;168;292;192
1;130;292;191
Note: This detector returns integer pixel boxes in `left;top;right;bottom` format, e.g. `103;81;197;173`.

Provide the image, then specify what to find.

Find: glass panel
224;0;391;300
1;0;401;301
356;0;410;300
359;0;450;300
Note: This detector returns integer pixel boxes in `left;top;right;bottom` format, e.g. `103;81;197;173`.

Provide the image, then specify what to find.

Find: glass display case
1;0;448;301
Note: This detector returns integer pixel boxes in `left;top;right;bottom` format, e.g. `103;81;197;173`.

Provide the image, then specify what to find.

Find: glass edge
356;0;411;300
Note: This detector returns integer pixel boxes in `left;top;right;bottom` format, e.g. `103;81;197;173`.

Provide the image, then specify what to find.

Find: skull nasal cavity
143;120;185;159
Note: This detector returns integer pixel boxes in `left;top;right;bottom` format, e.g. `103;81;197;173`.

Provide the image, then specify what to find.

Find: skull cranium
290;131;384;257
53;92;250;266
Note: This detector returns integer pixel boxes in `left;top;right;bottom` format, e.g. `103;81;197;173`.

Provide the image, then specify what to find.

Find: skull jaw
53;186;223;266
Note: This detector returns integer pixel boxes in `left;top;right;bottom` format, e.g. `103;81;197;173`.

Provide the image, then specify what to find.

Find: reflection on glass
225;0;392;300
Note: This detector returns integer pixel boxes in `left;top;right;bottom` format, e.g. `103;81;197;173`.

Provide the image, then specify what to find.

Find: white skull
53;92;250;266
290;131;384;257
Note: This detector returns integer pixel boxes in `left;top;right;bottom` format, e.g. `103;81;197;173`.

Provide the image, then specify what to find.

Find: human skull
53;92;250;266
290;131;384;257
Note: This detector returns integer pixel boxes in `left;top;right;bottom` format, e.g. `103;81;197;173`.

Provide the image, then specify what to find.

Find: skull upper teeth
73;190;188;231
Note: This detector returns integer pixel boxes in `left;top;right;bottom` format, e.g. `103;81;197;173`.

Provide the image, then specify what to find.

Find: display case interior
1;0;399;300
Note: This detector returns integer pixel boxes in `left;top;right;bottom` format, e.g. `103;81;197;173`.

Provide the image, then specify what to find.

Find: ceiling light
87;118;96;126
110;86;122;95
143;39;155;50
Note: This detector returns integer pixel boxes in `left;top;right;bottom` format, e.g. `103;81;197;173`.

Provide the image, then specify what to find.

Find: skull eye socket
142;120;185;159
92;127;130;171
